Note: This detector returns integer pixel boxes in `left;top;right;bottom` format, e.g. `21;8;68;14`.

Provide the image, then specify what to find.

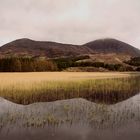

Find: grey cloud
0;0;140;49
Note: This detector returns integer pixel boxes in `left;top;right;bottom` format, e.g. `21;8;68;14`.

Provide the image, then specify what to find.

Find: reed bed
0;72;140;104
0;96;139;129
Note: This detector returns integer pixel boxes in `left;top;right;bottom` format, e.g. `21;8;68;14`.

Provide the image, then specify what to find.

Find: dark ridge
0;38;140;58
0;38;93;58
84;38;140;57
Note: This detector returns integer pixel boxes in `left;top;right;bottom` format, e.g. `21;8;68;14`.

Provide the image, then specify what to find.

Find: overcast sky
0;0;140;49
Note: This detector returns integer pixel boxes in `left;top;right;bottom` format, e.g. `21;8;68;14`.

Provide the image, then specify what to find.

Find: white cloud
0;0;140;49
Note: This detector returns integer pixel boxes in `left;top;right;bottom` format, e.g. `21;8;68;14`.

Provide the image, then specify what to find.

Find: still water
0;91;140;140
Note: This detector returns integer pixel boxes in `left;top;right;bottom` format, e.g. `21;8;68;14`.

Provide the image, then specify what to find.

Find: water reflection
1;76;140;105
0;91;140;140
86;90;140;104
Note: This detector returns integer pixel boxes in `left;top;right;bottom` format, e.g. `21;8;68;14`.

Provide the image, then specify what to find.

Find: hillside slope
84;38;140;57
0;38;93;58
0;38;140;59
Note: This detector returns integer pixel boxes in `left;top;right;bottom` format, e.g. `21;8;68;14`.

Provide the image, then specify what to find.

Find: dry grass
0;72;139;104
0;72;136;84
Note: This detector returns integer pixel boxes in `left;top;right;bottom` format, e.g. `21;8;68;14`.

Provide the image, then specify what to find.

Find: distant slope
0;38;140;59
0;38;93;58
84;38;140;57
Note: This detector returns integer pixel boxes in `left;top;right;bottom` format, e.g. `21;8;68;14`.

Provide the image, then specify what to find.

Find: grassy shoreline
0;72;139;104
0;72;139;82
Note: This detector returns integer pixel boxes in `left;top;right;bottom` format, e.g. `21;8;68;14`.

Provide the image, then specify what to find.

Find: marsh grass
0;98;139;129
0;75;140;104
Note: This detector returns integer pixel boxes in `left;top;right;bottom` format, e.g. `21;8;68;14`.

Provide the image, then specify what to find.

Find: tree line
0;57;57;72
53;57;134;71
124;57;140;71
0;56;139;72
124;57;140;66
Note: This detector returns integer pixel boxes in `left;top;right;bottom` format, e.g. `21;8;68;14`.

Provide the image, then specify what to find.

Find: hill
0;38;140;58
0;38;140;72
84;38;140;57
0;38;93;58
